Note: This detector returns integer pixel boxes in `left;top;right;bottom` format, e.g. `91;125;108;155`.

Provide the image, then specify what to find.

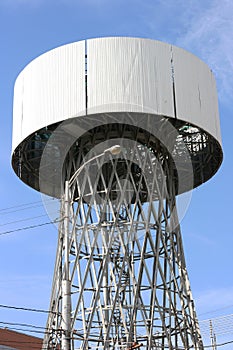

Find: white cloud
175;0;233;104
138;0;233;105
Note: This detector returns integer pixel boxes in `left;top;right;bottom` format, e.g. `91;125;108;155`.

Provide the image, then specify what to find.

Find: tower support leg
61;181;71;350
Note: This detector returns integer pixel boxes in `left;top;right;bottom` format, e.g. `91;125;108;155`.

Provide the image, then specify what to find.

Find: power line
199;310;233;341
0;325;46;335
0;303;58;315
204;339;233;348
0;203;45;215
0;220;59;236
0;213;50;227
0;200;42;212
0;322;59;339
199;304;233;317
0;321;47;330
0;198;58;215
1;317;233;348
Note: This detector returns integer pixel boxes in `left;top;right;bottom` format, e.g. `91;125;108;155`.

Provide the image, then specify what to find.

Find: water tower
12;37;222;349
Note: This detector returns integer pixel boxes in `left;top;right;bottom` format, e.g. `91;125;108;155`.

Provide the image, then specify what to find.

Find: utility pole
210;320;217;350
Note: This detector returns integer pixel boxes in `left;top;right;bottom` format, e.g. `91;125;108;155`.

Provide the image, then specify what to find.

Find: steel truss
43;125;204;350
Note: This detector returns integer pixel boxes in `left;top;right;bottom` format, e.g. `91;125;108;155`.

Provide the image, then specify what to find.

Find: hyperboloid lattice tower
12;38;222;350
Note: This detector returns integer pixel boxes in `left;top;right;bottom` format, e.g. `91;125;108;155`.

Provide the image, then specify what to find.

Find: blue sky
0;0;233;347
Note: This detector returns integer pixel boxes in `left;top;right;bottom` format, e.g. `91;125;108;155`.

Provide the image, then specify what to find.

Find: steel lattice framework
11;37;223;350
43;124;204;350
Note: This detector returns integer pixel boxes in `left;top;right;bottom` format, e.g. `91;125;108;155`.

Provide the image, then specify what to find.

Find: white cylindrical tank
11;37;223;196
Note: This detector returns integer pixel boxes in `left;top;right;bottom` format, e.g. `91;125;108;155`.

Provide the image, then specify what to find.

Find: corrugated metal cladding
87;37;174;116
172;46;221;143
12;41;86;151
12;37;221;152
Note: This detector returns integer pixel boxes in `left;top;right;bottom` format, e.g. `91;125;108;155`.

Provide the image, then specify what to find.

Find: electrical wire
1;317;233;349
0;219;60;236
0;198;58;215
0;303;58;314
1;309;233;349
0;203;46;215
199;304;233;316
0;322;59;343
199;310;233;341
0;200;42;212
203;339;233;348
0;325;46;335
0;213;52;227
0;198;59;235
0;198;58;211
0;321;47;330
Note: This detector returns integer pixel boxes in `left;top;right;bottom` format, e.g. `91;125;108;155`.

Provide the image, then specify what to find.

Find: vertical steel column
61;181;71;350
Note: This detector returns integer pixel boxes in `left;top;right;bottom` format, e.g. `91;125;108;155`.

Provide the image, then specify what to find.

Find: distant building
0;328;42;350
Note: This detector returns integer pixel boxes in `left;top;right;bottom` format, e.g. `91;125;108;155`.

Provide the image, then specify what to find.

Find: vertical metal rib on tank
12;37;222;350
